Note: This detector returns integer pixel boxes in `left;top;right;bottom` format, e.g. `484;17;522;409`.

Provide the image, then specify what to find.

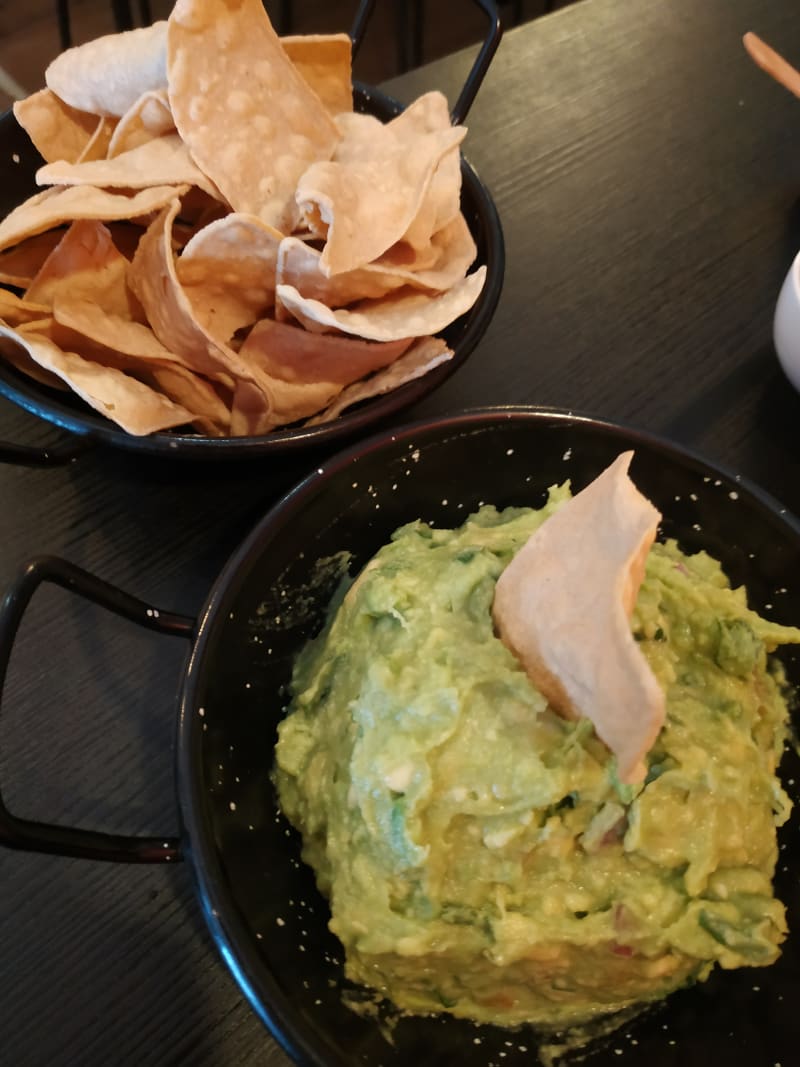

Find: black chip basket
0;0;505;463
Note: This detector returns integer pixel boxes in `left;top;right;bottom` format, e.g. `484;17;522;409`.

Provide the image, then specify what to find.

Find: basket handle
0;556;194;862
350;0;503;125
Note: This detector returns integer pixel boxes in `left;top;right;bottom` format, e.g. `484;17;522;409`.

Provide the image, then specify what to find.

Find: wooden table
2;0;800;1063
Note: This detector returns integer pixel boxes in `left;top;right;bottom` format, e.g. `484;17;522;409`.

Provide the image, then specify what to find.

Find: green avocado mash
274;486;800;1028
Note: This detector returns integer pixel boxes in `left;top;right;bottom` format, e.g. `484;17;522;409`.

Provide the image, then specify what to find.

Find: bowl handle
0;555;194;862
0;434;95;467
349;0;503;125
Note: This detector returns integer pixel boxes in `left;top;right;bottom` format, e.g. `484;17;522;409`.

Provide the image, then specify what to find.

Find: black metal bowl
2;408;799;1066
0;2;504;461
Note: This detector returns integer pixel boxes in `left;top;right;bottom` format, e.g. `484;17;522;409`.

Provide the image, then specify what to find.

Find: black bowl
0;84;504;460
178;407;800;1067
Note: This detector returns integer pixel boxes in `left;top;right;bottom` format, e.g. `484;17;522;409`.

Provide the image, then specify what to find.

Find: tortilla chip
277;264;486;341
399;214;476;289
37;133;224;202
0;184;190;255
167;0;339;232
0;231;65;287
0;323;194;435
52;296;184;368
403;144;462;251
25;220;142;320
81;116;119;162
376;236;444;274
395;92;462;249
129;199;265;395
0;288;51;326
306;336;453;424
45;21;169;118
49;299;230;434
108;89;175;158
176;213;282;342
230;318;413;433
240;317;412;385
277;214;476;310
230;367;338;435
330;103;461;259
277;237;406;307
0;320;68;389
297;92;465;275
135;363;229;435
228;378;275;436
492;452;665;785
331;111;383;160
337;94;461;253
281;33;353;116
13;90;100;164
16;319;55;335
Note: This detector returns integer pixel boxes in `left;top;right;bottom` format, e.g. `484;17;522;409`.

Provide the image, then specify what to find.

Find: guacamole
274;488;800;1028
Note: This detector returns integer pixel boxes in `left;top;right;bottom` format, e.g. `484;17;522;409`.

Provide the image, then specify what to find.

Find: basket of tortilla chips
0;0;504;457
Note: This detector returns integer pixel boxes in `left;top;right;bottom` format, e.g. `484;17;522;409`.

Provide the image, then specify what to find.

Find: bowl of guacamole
188;407;800;1067
274;478;800;1034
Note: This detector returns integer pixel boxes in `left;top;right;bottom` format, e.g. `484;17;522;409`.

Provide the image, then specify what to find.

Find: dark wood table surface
3;0;800;1063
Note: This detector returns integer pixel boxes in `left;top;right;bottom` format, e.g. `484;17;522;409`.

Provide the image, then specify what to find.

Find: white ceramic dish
774;250;800;391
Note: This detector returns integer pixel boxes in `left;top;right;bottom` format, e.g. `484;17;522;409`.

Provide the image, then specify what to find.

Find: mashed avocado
274;487;800;1029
